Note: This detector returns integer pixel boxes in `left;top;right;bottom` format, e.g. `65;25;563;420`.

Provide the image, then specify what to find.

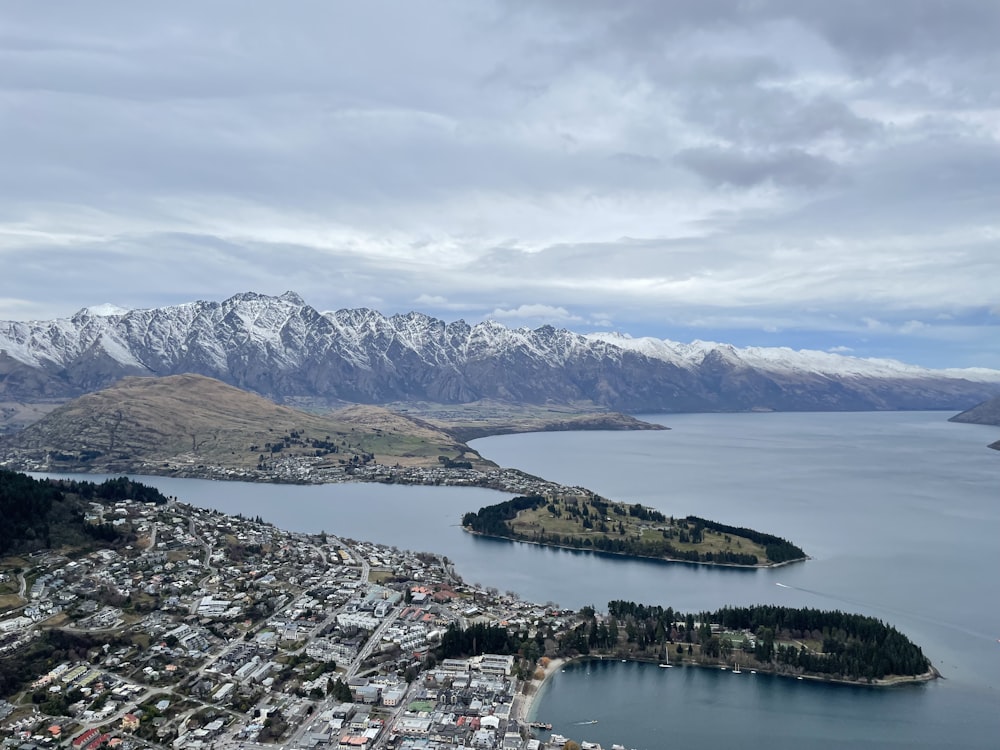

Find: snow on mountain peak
584;332;1000;382
78;303;130;317
3;292;1000;410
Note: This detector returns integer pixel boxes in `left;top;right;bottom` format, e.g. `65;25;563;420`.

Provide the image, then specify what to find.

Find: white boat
733;662;742;674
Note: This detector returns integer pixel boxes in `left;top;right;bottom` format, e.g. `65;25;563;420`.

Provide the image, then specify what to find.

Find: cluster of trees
605;600;929;680
686;516;805;563
0;469;61;555
438;622;522;658
252;431;344;457
67;476;170;505
435;621;552;679
0;628;128;699
438;455;473;469
461;495;546;536
0;471;164;556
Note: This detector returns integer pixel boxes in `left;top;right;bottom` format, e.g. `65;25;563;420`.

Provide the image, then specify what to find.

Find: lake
40;411;1000;746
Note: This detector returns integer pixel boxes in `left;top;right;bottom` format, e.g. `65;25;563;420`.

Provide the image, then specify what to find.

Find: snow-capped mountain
1;291;998;412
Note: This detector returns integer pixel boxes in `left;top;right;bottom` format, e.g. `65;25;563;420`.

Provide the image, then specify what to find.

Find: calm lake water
41;411;1000;747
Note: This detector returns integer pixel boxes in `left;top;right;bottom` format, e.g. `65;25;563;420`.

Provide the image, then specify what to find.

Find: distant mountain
949;396;1000;450
2;291;999;413
0;374;484;476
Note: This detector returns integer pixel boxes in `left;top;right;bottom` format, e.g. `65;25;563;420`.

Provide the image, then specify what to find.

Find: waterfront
527;659;987;750
42;411;1000;745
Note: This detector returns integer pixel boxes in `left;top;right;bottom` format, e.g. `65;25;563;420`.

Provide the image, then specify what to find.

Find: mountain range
2;291;999;413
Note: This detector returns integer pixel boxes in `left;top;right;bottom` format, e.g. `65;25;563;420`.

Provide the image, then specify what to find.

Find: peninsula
949;395;1000;450
0;470;936;750
462;494;807;567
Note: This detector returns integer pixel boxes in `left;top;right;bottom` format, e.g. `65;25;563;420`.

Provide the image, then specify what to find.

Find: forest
604;600;931;681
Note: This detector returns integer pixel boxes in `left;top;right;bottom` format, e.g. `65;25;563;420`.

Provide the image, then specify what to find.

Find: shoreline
518;655;937;720
462;527;808;570
515;657;567;726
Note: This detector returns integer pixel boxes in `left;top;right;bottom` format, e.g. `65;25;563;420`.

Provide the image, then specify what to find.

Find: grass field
508;495;770;562
0;593;22;609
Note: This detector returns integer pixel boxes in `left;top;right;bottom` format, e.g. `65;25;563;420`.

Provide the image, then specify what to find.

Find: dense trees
438;622;521;658
605;600;930;681
0;469;61;554
0;470;166;555
686;516;805;563
462;495;546;536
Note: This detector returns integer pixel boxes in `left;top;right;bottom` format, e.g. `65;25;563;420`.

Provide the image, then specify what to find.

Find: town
0;494;586;750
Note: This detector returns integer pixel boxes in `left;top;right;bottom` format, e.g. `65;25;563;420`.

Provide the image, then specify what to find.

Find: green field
509;496;769;561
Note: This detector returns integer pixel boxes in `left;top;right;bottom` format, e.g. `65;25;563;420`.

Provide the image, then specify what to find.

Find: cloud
828;345;854;353
676;147;838;188
0;0;997;369
414;294;449;306
490;304;583;324
900;320;929;334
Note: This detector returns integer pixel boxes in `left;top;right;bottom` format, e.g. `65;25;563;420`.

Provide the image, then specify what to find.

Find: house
121;715;140;732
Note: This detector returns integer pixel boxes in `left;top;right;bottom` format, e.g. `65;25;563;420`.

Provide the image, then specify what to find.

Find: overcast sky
1;1;998;368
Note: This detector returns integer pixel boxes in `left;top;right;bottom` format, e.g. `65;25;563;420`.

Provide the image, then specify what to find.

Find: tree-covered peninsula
598;600;933;683
462;494;806;566
420;599;932;686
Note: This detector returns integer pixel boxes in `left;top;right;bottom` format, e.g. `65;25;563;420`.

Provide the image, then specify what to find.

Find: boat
658;663;673;668
733;661;742;674
529;722;553;730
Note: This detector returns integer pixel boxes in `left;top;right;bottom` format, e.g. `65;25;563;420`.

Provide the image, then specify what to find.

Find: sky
1;1;998;369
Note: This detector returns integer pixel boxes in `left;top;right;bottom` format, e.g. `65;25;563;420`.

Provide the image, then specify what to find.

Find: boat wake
774;581;995;641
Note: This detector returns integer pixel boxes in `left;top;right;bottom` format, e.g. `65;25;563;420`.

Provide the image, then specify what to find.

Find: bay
529;659;988;750
38;411;1000;746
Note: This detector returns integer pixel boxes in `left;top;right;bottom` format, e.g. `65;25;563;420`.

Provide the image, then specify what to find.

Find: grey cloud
1;0;998;370
675;147;838;188
679;88;880;148
609;152;662;168
519;0;1000;63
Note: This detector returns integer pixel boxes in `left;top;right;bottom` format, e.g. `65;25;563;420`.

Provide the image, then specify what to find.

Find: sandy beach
515;657;568;724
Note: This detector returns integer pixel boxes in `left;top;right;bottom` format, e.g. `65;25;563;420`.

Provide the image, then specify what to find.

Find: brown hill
0;374;489;477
